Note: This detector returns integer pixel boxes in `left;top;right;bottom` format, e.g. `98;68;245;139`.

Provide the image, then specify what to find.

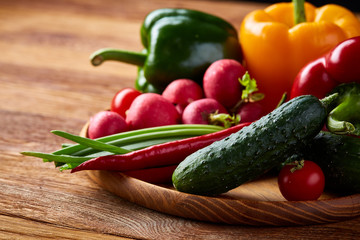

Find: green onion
59;163;80;171
61;143;74;148
51;130;131;154
53;124;223;157
21;152;92;163
116;136;194;151
70;128;218;157
22;124;225;170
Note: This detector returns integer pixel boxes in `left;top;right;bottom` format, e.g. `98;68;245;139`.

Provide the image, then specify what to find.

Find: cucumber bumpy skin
172;94;336;196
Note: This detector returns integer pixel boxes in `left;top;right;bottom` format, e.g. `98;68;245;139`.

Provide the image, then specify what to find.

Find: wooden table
1;0;360;239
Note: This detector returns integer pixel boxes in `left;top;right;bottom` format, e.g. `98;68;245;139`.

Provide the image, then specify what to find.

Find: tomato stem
290;160;305;173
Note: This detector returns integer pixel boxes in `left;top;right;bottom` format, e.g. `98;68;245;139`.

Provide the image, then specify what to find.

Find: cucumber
304;131;360;194
172;94;337;196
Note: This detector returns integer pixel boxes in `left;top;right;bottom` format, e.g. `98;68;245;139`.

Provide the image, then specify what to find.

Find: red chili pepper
290;36;360;136
71;122;251;173
122;165;177;184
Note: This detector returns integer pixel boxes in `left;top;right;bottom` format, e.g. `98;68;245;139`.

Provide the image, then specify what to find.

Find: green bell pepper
135;67;160;93
327;83;360;136
90;8;243;92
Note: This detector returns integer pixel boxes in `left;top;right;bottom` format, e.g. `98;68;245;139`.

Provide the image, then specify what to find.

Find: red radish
111;88;141;118
182;98;228;125
162;79;203;113
175;104;186;116
126;93;179;130
237;102;264;123
203;59;246;109
88;111;128;139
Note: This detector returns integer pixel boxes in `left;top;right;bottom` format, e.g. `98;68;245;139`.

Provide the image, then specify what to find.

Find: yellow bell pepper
239;0;360;113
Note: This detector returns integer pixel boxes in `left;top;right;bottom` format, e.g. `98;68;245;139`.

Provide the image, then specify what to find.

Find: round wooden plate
81;125;360;226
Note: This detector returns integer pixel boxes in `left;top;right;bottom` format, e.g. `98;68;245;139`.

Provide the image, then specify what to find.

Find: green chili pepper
90;8;242;92
327;83;360;136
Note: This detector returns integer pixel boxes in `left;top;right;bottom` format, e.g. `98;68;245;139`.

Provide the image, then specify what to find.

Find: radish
203;59;246;110
182;98;228;125
88;111;128;139
237;102;264;123
126;93;179;130
162;79;203;105
111;88;141;118
175;104;186;117
162;79;203;115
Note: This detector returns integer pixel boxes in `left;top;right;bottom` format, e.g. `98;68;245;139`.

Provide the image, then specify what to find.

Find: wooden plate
80;124;360;226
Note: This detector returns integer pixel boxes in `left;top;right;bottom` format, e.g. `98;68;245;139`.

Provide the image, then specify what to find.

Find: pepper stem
327;116;356;135
293;0;306;25
90;48;147;67
319;93;338;113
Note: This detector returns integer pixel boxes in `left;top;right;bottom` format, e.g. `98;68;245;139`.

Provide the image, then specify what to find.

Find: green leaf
239;71;259;100
249;93;265;102
209;112;241;128
59;163;81;171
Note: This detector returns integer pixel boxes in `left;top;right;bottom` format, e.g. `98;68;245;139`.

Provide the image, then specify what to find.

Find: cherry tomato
278;160;325;201
110;88;141;118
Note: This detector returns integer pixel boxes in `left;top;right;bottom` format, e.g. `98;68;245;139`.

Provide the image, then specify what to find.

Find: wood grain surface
86;170;360;226
1;0;360;239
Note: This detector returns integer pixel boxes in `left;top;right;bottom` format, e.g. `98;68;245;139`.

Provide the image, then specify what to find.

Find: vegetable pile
22;0;360;202
87;58;262;137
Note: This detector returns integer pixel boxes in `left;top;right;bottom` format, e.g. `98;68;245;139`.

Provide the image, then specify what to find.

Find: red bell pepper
290;36;360;136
